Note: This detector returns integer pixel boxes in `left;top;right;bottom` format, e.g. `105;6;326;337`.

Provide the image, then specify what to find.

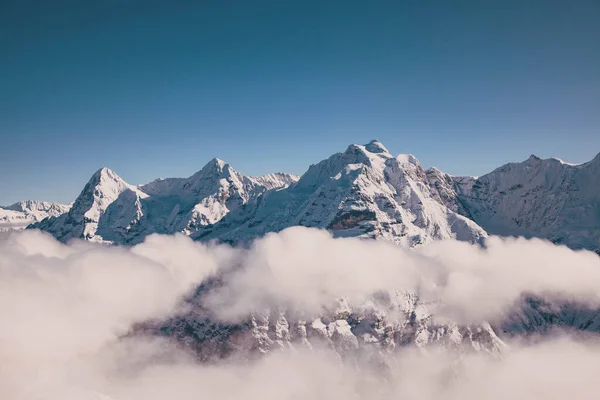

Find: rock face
139;291;506;362
499;296;600;339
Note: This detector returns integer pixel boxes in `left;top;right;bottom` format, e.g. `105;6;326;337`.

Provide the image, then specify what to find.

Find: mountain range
3;139;600;360
0;200;71;239
15;139;598;253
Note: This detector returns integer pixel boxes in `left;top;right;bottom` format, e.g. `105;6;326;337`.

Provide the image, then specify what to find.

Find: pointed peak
92;167;117;179
527;154;541;162
364;139;390;155
208;157;227;167
190;157;236;180
86;167;127;189
198;157;229;173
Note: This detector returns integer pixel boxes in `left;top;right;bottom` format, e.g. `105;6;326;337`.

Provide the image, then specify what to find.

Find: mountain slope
193;140;487;247
453;153;600;251
32;168;140;242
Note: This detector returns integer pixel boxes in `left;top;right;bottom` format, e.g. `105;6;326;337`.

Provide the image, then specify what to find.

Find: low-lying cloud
205;227;600;323
1;227;600;399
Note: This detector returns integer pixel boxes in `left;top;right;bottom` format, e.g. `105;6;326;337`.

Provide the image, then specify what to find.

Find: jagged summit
455;151;600;250
27;141;600;252
31;140;488;246
364;139;391;155
89;167;123;183
193;140;487;246
32;158;298;243
344;140;393;162
0;200;71;228
6;200;54;212
198;157;228;173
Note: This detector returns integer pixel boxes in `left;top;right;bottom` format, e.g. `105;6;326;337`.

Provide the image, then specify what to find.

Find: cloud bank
205;227;600;323
1;227;600;399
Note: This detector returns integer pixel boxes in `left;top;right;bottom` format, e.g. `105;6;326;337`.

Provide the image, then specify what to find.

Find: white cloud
2;228;600;399
0;230;221;398
204;227;600;323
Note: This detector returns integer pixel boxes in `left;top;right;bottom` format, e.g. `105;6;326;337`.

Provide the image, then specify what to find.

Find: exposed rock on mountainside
138;291;506;362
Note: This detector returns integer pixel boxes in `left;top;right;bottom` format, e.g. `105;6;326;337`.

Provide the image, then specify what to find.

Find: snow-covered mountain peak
294;141;394;192
455;151;600;251
29;142;599;253
90;167;123;183
192;140;487;246
5;200;61;213
85;167;132;199
30;168;138;242
0;200;71;234
344;140;393;163
32;157;301;244
364;139;391;155
197;157;228;175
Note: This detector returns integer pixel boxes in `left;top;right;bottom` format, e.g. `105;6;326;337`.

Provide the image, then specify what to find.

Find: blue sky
1;0;599;205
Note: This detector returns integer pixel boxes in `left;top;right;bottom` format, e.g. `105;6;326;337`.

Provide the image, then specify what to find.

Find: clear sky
1;0;599;205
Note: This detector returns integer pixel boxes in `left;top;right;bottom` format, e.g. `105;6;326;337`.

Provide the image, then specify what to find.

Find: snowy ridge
31;161;299;243
193;140;487;247
29;140;600;252
248;172;300;190
0;200;70;237
453;152;600;251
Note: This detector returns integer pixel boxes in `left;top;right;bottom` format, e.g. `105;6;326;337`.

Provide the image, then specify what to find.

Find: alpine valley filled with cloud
2;140;600;399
